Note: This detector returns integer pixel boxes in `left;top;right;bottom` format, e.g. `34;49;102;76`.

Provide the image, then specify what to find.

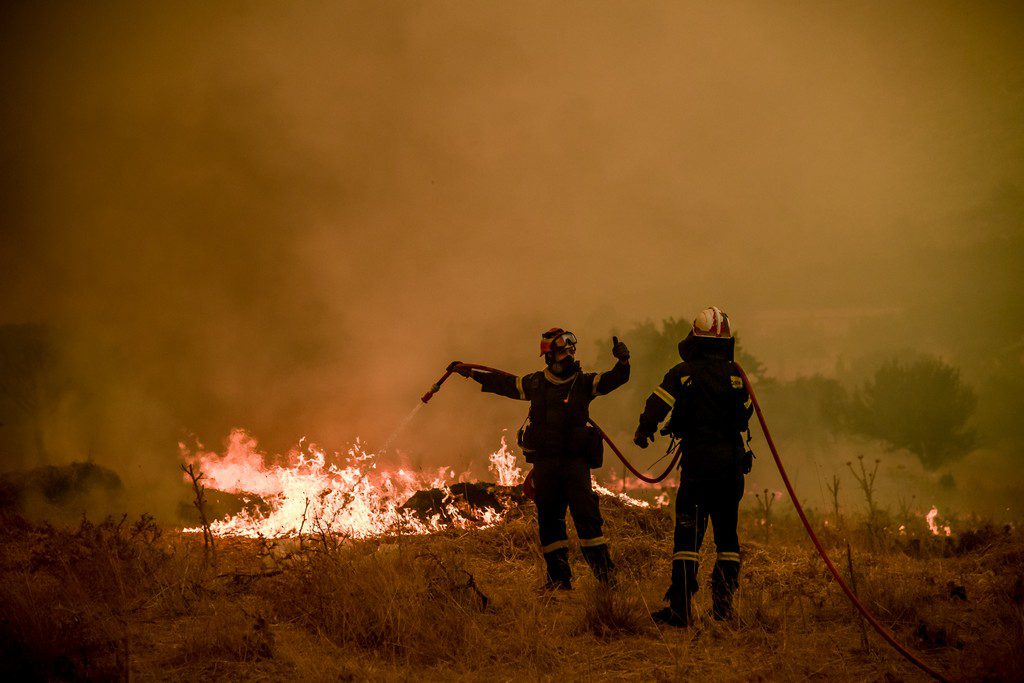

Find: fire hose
423;361;949;682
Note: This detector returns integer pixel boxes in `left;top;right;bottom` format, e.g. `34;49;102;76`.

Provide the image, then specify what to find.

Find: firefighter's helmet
540;328;577;356
692;306;732;339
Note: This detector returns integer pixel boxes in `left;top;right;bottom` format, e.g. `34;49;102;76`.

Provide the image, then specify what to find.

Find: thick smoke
0;2;1021;519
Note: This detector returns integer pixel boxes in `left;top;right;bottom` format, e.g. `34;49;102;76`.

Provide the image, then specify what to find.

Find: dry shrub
0;514;174;680
603;499;673;540
611;536;662;580
172;599;274;664
263;543;492;665
859;564;939;628
576;583;651;640
0;569;128;680
29;514;169;608
465;513;539;563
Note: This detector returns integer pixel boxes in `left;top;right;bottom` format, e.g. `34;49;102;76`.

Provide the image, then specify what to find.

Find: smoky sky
1;2;1022;499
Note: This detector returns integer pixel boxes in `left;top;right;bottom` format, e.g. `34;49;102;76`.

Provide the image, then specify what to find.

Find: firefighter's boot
581;543;616;586
543;547;572;590
711;556;740;621
652;560;696;627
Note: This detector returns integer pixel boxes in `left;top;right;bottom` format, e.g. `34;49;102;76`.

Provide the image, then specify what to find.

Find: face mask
547;357;579;377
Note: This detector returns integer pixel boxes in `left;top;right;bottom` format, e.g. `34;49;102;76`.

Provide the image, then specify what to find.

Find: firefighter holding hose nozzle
634;307;754;627
450;328;630;590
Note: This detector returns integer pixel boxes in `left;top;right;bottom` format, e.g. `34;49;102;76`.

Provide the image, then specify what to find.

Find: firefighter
633;307;753;626
450;328;630;589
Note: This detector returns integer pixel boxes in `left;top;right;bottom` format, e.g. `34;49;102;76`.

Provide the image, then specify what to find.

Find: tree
848;356;976;470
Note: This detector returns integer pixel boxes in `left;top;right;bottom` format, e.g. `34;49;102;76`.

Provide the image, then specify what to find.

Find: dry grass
0;498;1022;681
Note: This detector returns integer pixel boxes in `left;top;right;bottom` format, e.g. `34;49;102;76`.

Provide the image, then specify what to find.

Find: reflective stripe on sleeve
653;386;675;407
672;550;700;562
515;376;525;399
541;539;569;554
717;551;741;563
744;398;752;408
592;373;604;397
578;536;607;548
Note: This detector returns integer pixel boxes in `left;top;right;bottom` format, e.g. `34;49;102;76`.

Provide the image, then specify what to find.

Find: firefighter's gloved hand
448;361;472;377
612;336;630;362
633;427;654;449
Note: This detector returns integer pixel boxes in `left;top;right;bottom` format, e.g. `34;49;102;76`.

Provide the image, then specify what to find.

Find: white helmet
692;306;732;339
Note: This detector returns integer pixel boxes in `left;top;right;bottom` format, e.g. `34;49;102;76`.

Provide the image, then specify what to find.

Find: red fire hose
733;363;949;682
425;361;948;681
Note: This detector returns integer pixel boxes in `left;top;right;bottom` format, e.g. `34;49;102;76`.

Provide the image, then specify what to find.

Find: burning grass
1;492;1022;681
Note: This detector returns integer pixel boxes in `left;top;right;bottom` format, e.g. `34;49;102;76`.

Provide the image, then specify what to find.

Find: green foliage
848;356;977;470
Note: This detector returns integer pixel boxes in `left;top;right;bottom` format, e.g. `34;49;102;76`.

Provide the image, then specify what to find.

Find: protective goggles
540;330;577;356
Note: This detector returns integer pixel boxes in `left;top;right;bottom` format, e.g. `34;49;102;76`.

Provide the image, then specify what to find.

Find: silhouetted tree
848;356;976;470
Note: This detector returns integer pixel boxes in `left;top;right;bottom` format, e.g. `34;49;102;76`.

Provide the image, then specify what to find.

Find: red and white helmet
539;327;577;356
692;306;732;339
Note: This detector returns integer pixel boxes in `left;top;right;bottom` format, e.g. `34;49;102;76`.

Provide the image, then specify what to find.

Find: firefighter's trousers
532;456;613;585
669;475;744;606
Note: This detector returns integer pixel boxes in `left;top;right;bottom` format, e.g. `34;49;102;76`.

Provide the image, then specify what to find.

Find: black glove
741;449;754;475
448;361;471;377
633;427;653;449
612;336;630;362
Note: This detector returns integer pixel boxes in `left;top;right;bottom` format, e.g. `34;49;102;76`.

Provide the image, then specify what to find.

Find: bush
848;356;977;470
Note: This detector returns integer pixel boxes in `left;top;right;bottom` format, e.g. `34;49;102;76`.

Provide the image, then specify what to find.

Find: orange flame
180;430;513;539
488;435;523;487
925;506;952;537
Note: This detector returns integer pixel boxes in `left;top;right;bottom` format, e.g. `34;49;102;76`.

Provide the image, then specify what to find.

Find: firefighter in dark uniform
451;328;630;589
633;307;753;626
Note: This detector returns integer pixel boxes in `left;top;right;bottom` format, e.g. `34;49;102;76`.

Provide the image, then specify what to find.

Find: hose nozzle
421;372;454;403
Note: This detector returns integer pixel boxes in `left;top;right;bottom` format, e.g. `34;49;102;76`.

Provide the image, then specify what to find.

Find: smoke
0;2;1021;518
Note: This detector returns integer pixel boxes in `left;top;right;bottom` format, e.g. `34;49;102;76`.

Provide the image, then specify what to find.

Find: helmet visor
540;330;578;356
558;332;577;348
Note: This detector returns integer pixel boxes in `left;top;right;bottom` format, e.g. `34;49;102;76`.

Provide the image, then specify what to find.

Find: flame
180;430;518;539
591;476;655;508
488;435;523;487
181;428;669;539
925;506;952;537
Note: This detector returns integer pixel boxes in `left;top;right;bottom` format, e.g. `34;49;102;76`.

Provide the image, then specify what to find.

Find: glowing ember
180;430;517;539
925;506;952;537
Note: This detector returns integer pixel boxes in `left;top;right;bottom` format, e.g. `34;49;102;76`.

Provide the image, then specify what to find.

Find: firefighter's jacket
470;360;629;461
637;341;752;480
